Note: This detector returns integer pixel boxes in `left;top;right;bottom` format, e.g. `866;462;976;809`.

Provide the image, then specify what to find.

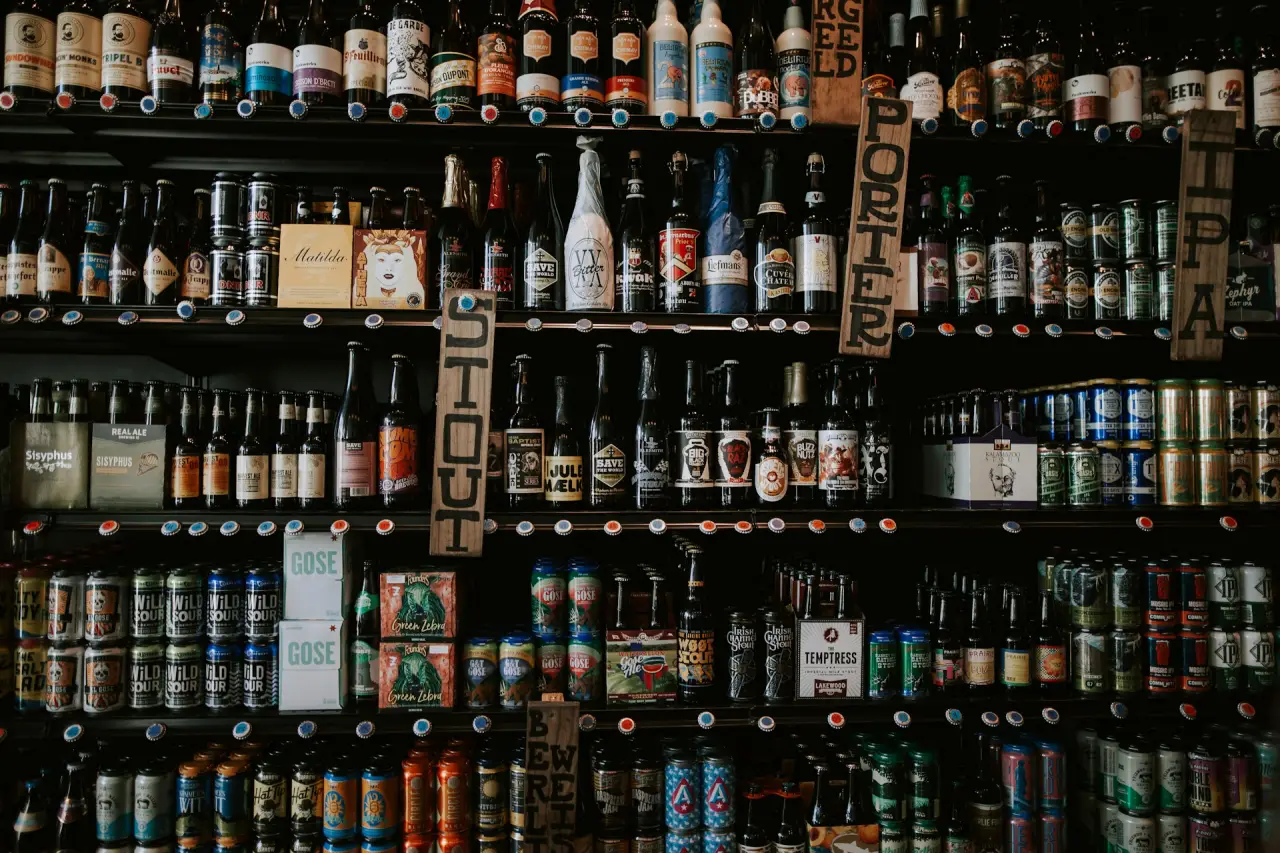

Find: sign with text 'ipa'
1172;109;1235;362
524;701;581;853
430;290;496;557
839;95;913;359
811;0;864;126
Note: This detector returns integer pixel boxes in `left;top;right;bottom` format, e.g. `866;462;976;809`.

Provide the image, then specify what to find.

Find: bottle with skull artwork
861;364;892;508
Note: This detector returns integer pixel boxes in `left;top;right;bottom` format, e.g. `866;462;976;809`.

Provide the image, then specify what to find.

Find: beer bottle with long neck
966;731;1003;852
784;362;816;506
964;589;994;694
796;153;836;314
148;0;194;104
198;0;242;104
1035;588;1067;694
55;0;101;102
916;175;949;316
615;150;654;312
1063;0;1109;141
564;135;614;310
0;184;15;303
563;0;602;112
947;0;984;132
203;388;232;509
298;390;328;509
402;186;426;229
987;0;1026;134
293;0;342;107
715;360;751;507
482;156;517;307
818;360;858;508
677;545;714;701
634;345;668;509
546;376;583;506
1000;588;1031;693
478;0;516;112
1029;179;1063;319
334;342;377;510
379;354;421;507
739;784;770;853
523;151;564;310
505;354;544;508
431;0;477;109
861;364;891;508
344;0;386;109
1252;1;1279;149
735;0;776;119
702;145;747;314
272;390;298;511
142;179;179;306
987;175;1026;317
899;0;941;127
607;0;645;114
1107;3;1142;141
516;0;559;112
754;406;788;506
6;180;40;306
329;186;350;224
659;150;699;312
1208;2;1246;137
29;378;52;423
588;343;626;508
53;763;90;853
180;188;211;304
172;386;202;508
36;178;73;306
1025;7;1062;136
673;359;712;508
435;154;475;302
385;0;430;115
102;0;151;101
952;175;984;316
108;179;142;306
235;389;270;509
245;0;292;106
753;147;792;312
13;779;51;853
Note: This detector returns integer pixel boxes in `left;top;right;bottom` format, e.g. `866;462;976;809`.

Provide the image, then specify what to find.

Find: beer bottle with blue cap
245;0;292;106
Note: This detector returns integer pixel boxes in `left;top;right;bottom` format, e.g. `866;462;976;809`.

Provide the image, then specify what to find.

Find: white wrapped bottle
646;0;688;116
564;136;615;311
691;0;733;120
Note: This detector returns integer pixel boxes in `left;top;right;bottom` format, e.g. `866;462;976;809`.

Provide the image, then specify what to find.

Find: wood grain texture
525;701;581;853
811;0;864;126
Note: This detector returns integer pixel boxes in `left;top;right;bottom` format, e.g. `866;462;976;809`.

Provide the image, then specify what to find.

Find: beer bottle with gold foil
379;354;421;508
78;183;110;305
946;0;983;132
434;154;475;302
477;0;516;112
142;179;179;306
516;0;558;112
36;177;73;306
563;0;602;111
171;386;202;508
203;388;232;509
431;0;476;109
752;147;791;312
55;0;102;102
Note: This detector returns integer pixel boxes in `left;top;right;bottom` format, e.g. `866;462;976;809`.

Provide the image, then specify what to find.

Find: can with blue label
360;841;397;853
323;839;359;853
665;830;700;853
176;760;212;841
499;631;536;711
323;765;358;840
1124;441;1156;506
360;764;398;841
1098;440;1124;506
245;567;281;640
1051;386;1072;443
1089;379;1122;441
207;567;245;642
134;764;174;843
1035;740;1067;812
1000;743;1035;815
1124;379;1155;441
214;760;251;839
1006;813;1034;853
699;755;734;830
868;630;899;699
701;829;732;853
664;754;700;831
206;642;243;710
1037;389;1054;440
1071;383;1089;442
243;640;278;709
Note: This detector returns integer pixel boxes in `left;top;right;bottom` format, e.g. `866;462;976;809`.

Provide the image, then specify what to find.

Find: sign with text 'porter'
839;95;913;360
524;701;580;853
430;290;496;557
1172;109;1235;362
811;0;864;126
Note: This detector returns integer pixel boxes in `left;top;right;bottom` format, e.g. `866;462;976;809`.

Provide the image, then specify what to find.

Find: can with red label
1188;814;1227;853
1179;630;1210;693
1039;810;1065;853
1145;561;1178;627
1005;813;1033;853
1146;628;1179;694
1188;742;1227;814
1180;563;1209;627
1229;813;1258;853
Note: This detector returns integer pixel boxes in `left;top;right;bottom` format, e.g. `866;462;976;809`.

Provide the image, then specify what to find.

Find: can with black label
243;240;278;308
247;173;282;241
165;641;204;709
211;247;244;307
130;568;166;640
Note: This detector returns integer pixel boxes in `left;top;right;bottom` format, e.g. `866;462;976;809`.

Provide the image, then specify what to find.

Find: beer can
436;754;469;834
1195;443;1228;507
1120;199;1150;259
247;173;281;240
1157;380;1192;442
1065;263;1090;319
508;751;525;830
1188;743;1227;813
1118;812;1155;853
664;754;699;831
98;762;135;843
665;831;700;853
1088;379;1122;441
762;610;794;702
634;836;662;853
1194;379;1227;442
1038;444;1066;507
15;638;47;711
1154;201;1178;263
243;640;278;710
176;761;211;841
244;567;281;640
532;635;566;696
498;631;536;710
1179;630;1210;693
1061;202;1090;260
1256;733;1276;801
474;753;506;832
84;643;126;714
1039;810;1066;853
1156;263;1176;322
1072;630;1109;693
214;761;250;839
165;641;204;709
211;247;244;307
1228;741;1259;812
1158;443;1194;507
1072;383;1090;442
567;633;602;703
724;611;757;701
1035;740;1067;812
253;761;287;838
1228;444;1255;504
1070;565;1110;629
1158;739;1187;813
1145;561;1177;627
166;567;205;640
128;641;165;710
868;629;899;699
1091;203;1120;260
1100;801;1122;852
402;758;432;836
529;562;566;636
360;764;399;840
476;832;505;853
45;641;84;713
135;764;176;842
463;636;499;709
1077;790;1098;841
205;642;242;710
592;756;630;833
47;570;84;643
291;760;323;836
15;566;49;639
243;240;278;308
1253;442;1280;505
699;756;734;830
1242;628;1276;691
1098;440;1124;506
1229;813;1258;853
1188;814;1226;853
908;747;940;820
1209;628;1242;691
1146;628;1179;694
632;755;662;831
1208;563;1242;629
871;749;905;820
910;821;941;853
323;766;358;840
1252;381;1280;441
360;842;396;853
1228;382;1252;441
1240;562;1273;628
1180;562;1209;627
1094;263;1122;319
1005;813;1033;853
322;840;357;853
85;571;127;643
1124;260;1154;320
1077;728;1100;792
211;173;245;244
899;628;930;698
207;567;245;642
1124;380;1156;441
567;561;602;634
130;568;166;640
1110;629;1143;694
1067;441;1102;507
1125;442;1157;506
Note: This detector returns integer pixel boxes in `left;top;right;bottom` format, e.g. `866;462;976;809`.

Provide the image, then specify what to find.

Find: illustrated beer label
796;234;836;293
55;12;100;88
336;441;376;497
946;65;985;122
36;245;71;295
4;12;54;92
918;242;950;306
147;50;193;85
1029;240;1063;306
525;247;559;293
297;453;325;499
714;429;751;487
899;71;941;120
1165;69;1206;117
986;57;1026;114
618;240;655;300
1064;73;1107;122
142;248;178;296
755;453;787;502
777;47;809;113
101;12;148;90
377;425;418;495
1000;648;1031;687
736;68;779;116
784;428;816;485
754;247;794;299
430;51;476;104
244;41;293;96
477;32;515;97
505;428;544;494
1207;68;1246;130
567;234;610;308
659;227;698;285
202;451;230;496
861;427;892;502
694;42;731;105
292;44;341;95
343;28;387;94
181;250;210;299
818;429;858;491
170;455;200;499
545;455;584;501
1035;642;1067;683
965;646;995;685
1108;64;1142;125
1025;52;1062;118
633;432;668;497
386;16;430;99
987;241;1026;299
673;430;713;488
199;22;240;95
652;39;688;103
235;454;270;501
677;627;714;687
6;251;36;297
592;444;627;492
954;238;986;306
1142;72;1170;128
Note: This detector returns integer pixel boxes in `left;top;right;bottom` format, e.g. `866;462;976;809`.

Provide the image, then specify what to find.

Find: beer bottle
614;150;653;312
777;781;807;853
101;0;150;102
818;360;858;508
899;0;941;127
477;0;516;112
142;179;179;306
171;386;202;508
431;0;477;110
351;559;379;705
55;0;101;102
523;151;564;310
588;343;626;508
293;0;342;107
1002;590;1033;691
691;0;732;119
952;176;984;316
0;184;16;301
754;406;788;506
1107;3;1141;141
270;390;298;510
108;179;142;306
50;379;68;421
379;354;421;507
986;175;1025;318
545;376;583;506
809;764;834;826
702;145;747;314
943;780;971;853
793;154;836;314
1251;1;1279;149
677;544;713;701
946;0;983;131
505;353;544;509
753;147;793;312
343;0;386;109
329;185;350;224
1029;179;1063;319
4;0;56;99
245;0;292;106
104;378;129;423
658;150;699;312
784;362;816;506
964;589;994;693
297;390;327;508
202;388;232;509
487;361;510;504
143;379;166;426
986;0;1026;133
1063;1;1108;141
385;0;430;114
607;0;644;114
634;345;668;509
861;364;891;508
435;154;475;301
29;377;52;423
734;0;776;119
1208;2;1246;136
402;185;426;229
916;176;949;316
36;178;73;306
14;778;51;853
66;378;88;424
966;732;1002;852
673;360;712;508
861;7;898;98
932;591;962;693
5;179;40;305
563;0;602;112
1034;588;1066;694
1025;7;1062;136
564;135;614;310
482;156;517;307
147;0;194;103
1138;3;1170;135
234;388;269;509
292;185;312;223
334;341;377;510
179;188;210;304
198;0;242;104
715;360;751;507
1166;11;1208;127
516;0;558;113
739;783;769;853
366;185;388;227
646;0;688;115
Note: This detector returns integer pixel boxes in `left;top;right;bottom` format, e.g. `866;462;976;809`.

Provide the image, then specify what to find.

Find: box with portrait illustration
352;229;428;310
921;422;1037;510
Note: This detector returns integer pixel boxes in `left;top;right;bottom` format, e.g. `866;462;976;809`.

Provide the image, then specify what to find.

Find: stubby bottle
36;177;73;306
522;151;564;310
753;147;792;312
715;360;751;507
297;390;328;508
293;0;342;106
55;0;102;102
564;135;614;310
516;0;558;112
142;179;179;306
77;182;110;304
343;0;386;108
108;179;142;305
633;345;668;509
379;354;421;507
615;149;654;311
101;0;151;101
245;0;292;105
588;343;626;508
198;0;241;104
739;784;770;853
385;0;430;114
147;0;194;102
563;0;602;111
434;153;475;301
334;341;378;511
478;0;516;112
431;0;476;109
505;354;544;508
481;156;518;307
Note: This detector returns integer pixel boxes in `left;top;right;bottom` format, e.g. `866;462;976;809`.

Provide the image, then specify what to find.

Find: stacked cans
1060;198;1174;322
522;558;602;706
588;739;663;853
1224;380;1280;507
998;737;1066;853
211;171;282;308
662;746;735;853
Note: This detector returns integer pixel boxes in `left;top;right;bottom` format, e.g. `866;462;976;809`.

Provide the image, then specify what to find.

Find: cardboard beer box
796;616;866;699
283;532;355;621
380;571;458;638
89;423;170;510
1226;230;1276;322
352;229;428;310
11;422;90;510
604;629;677;704
378;641;456;709
278;223;355;308
807;824;881;853
921;421;1037;510
279;620;347;711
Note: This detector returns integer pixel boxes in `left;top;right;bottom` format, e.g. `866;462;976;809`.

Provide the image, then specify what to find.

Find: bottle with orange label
516;0;558;111
477;0;515;112
606;0;644;114
563;0;603;111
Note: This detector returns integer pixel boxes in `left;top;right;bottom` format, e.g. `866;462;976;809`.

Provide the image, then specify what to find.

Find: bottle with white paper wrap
564;136;615;311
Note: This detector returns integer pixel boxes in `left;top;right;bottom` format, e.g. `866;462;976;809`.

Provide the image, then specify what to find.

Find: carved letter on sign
525;701;580;853
430;290;496;556
839;95;913;359
811;0;864;126
1172;109;1234;362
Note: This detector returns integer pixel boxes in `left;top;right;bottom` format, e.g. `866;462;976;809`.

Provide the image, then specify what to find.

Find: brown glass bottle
379;353;421;507
202;388;233;509
334;342;377;510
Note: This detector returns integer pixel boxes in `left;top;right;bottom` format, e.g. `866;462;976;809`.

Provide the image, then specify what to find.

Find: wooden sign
430;289;496;557
1172;109;1235;362
811;0;864;126
839;95;913;359
525;701;581;853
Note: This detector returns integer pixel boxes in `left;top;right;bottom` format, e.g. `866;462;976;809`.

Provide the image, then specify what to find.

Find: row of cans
11;638;278;714
661;750;735;832
1081;806;1242;853
1032;379;1158;443
465;630;603;710
207;242;282;308
1070;627;1276;696
530;560;604;638
1060;199;1176;265
1037;440;1154;508
15;564;282;643
211;171;284;247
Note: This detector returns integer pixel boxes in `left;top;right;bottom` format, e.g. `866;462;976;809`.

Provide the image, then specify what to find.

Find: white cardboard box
283;532;354;620
280;620;347;711
796;617;866;699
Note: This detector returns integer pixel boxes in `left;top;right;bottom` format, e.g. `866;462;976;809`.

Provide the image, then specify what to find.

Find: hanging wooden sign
839;95;913;359
430;289;496;557
811;0;864;126
524;700;581;853
1172;109;1235;362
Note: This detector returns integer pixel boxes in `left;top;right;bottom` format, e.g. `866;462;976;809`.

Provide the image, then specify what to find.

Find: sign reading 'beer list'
1172;109;1235;362
838;95;913;360
811;0;864;126
430;290;497;557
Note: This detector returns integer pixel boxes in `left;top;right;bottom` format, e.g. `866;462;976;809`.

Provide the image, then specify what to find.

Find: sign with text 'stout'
524;701;581;853
430;290;496;557
839;95;913;359
811;0;864;126
1172;110;1235;362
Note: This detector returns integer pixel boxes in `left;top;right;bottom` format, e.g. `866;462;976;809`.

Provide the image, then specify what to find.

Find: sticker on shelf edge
893;711;911;728
233;721;252;740
188;521;208;536
945;709;962;726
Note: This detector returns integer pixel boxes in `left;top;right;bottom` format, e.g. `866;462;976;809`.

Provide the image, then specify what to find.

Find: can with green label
871;749;905;821
880;820;908;853
1116;736;1156;815
911;820;941;853
868;630;899;699
1067;441;1102;507
908;747;939;821
1039;444;1066;507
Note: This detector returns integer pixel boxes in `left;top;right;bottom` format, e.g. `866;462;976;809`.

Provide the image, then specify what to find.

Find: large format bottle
478;0;516;112
293;0;342;106
141;179;179;306
333;341;378;511
952;175;984;316
1029;179;1064;319
702;145;747;314
606;0;644;114
378;354;421;507
563;0;602;111
101;0;150;101
55;0;101;101
916;175;949;316
860;364;891;507
899;0;941;127
1025;7;1062;136
633;345;668;509
36;177;73;305
794;153;836;313
171;386;203;508
297;389;327;508
587;343;626;508
522;152;563;309
646;0;687;116
714;359;751;507
1166;13;1208;126
775;0;809;125
986;0;1026;133
108;179;142;305
434;154;475;301
987;175;1025;317
1063;1;1109;141
202;388;232;509
148;0;194;103
752;148;792;312
516;0;558;112
945;0;983;132
481;157;518;307
505;354;544;508
235;389;270;509
1254;1;1280;149
964;589;994;694
272;390;298;510
431;0;477;109
564;136;614;310
673;359;712;508
245;0;292;105
1106;3;1142;140
545;376;583;506
615;149;654;311
818;360;858;508
198;0;241;104
384;0;430;114
690;0;732;120
4;0;56;98
677;545;714;701
343;0;386;108
735;0;776;119
1208;2;1246;135
784;362;816;506
657;150;698;312
5;179;40;305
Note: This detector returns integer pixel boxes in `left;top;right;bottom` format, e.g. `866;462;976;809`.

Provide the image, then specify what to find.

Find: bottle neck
554;382;570;425
210;393;229;436
758;156;779;210
144;386;165;425
638;351;659;401
1039;590;1055;628
669;161;686;211
513;363;533;405
683;363;701;407
389;359;416;409
305;394;326;436
722;364;740;409
489;159;509;211
595;350;610;402
243;393;261;438
789;365;808;407
443;159;464;210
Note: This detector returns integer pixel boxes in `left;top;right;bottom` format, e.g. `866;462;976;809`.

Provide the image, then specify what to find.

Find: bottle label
431;51;476;104
4;12;54;92
755;453;787;502
566;231;612;309
524;247;559;293
523;28;552;62
148;51;194;85
297;453;326;499
142;248;178;296
1255;69;1280;127
378;424;418;495
109;247;139;300
817;429;858;491
660;226;699;286
202;451;230;496
1025;52;1061;118
777;47;810;113
694;41;731;106
36;245;71;295
862;72;896;99
591;443;627;491
674;430;714;488
569;30;598;62
101;12;149;90
562;71;603;104
633;433;669;497
617;240;655;300
986;57;1026;114
1107;64;1142;125
1000;648;1031;687
1166;69;1206;117
1142;73;1169;128
1065;267;1089;311
947;65;985;122
79;251;109;300
784;428;817;485
386;17;431;99
292;44;342;95
612;31;640;64
351;638;377;697
6;251;36;297
518;71;559;105
271;453;297;499
343;28;386;94
714;429;751;487
754;247;795;299
1029;240;1063;306
1207;68;1246;130
14;809;47;833
439;237;474;289
652;39;688;104
198;22;240;93
1035;642;1067;684
933;644;963;687
55;12;101;89
861;426;892;501
171;455;200;499
477;32;516;98
545;454;584;502
182;251;210;299
954;237;986;306
1095;269;1120;309
899;71;941;120
917;242;949;306
1064;72;1107;122
796;234;837;293
964;646;995;685
336;441;376;497
505;428;544;494
245;42;293;96
677;627;714;687
235;454;270;501
606;73;644;108
700;250;747;287
483;237;515;296
736;68;779;116
987;241;1026;299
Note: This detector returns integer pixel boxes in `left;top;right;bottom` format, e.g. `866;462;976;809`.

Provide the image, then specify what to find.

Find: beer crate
352;228;428;310
604;629;678;704
379;570;458;638
795;616;866;699
279;619;347;711
378;641;456;709
11;422;90;510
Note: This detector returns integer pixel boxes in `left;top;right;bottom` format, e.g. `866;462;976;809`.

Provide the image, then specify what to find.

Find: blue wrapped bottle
701;145;748;314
